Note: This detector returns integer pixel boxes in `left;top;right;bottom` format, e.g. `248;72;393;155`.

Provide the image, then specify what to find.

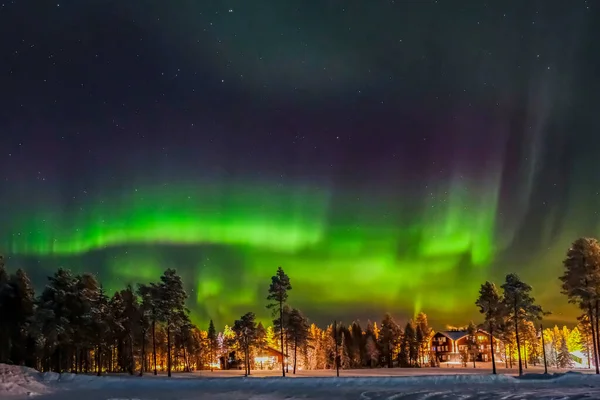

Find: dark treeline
0;235;599;376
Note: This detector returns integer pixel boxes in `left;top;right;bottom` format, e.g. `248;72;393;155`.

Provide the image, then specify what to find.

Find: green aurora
1;176;511;328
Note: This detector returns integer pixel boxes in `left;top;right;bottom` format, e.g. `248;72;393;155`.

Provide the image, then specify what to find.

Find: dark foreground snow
3;364;600;399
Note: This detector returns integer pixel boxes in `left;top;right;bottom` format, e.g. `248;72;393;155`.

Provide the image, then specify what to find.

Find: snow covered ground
3;364;600;399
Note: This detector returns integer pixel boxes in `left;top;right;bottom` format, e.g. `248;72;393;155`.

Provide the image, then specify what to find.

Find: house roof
435;329;494;342
437;330;468;341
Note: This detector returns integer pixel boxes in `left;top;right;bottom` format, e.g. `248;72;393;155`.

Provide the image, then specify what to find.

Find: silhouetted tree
233;312;257;376
560;237;600;374
207;319;217;371
475;281;503;374
157;269;188;377
266;266;291;377
287;308;309;374
379;313;400;368
501;273;544;376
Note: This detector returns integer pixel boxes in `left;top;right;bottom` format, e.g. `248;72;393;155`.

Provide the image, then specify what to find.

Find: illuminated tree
560;237;600;374
266;266;292;377
475;281;503;374
567;326;582;353
265;325;277;349
501;273;544;376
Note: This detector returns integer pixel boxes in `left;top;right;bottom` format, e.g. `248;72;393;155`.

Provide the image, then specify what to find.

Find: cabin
430;329;501;364
252;346;288;370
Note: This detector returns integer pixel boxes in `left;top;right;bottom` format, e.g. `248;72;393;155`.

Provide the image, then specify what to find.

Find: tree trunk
540;323;548;374
293;337;298;374
285;335;289;373
139;330;145;376
279;301;285;377
595;301;600;373
489;326;496;374
524;344;528;369
152;319;158;375
96;344;101;376
210;342;213;372
589;306;599;374
167;325;172;377
129;333;134;375
514;301;523;376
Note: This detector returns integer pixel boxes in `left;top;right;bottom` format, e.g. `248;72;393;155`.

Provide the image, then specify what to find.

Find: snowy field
3;364;600;399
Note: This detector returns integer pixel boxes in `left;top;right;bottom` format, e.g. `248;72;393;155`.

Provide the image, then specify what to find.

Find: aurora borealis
1;1;599;328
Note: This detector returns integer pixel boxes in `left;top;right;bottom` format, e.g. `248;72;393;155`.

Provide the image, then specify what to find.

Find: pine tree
207;319;217;371
0;256;12;363
7;268;35;366
138;283;160;375
475;281;503;374
379;313;400;368
157;269;188;377
233;312;257;376
91;284;110;376
266;266;291;377
404;321;417;367
136;283;153;376
560;237;600;374
501;273;544;376
287;308;309;374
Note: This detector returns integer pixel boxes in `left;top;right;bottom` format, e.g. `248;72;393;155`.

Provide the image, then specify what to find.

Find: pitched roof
437;330;468;341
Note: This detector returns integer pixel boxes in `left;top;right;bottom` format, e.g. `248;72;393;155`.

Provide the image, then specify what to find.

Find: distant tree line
0;236;599;377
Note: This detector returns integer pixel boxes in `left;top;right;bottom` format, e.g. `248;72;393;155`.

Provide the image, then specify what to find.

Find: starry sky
1;0;598;329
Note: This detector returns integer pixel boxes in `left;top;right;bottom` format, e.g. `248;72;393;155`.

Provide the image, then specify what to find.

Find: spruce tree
207;319;217;371
557;337;574;369
266;266;291;377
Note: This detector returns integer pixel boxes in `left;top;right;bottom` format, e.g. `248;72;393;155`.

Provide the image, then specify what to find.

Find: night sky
1;0;598;329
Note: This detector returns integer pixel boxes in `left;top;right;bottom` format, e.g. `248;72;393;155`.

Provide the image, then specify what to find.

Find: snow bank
0;364;51;397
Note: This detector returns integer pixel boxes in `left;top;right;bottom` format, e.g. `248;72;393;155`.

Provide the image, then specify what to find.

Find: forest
1;236;600;377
